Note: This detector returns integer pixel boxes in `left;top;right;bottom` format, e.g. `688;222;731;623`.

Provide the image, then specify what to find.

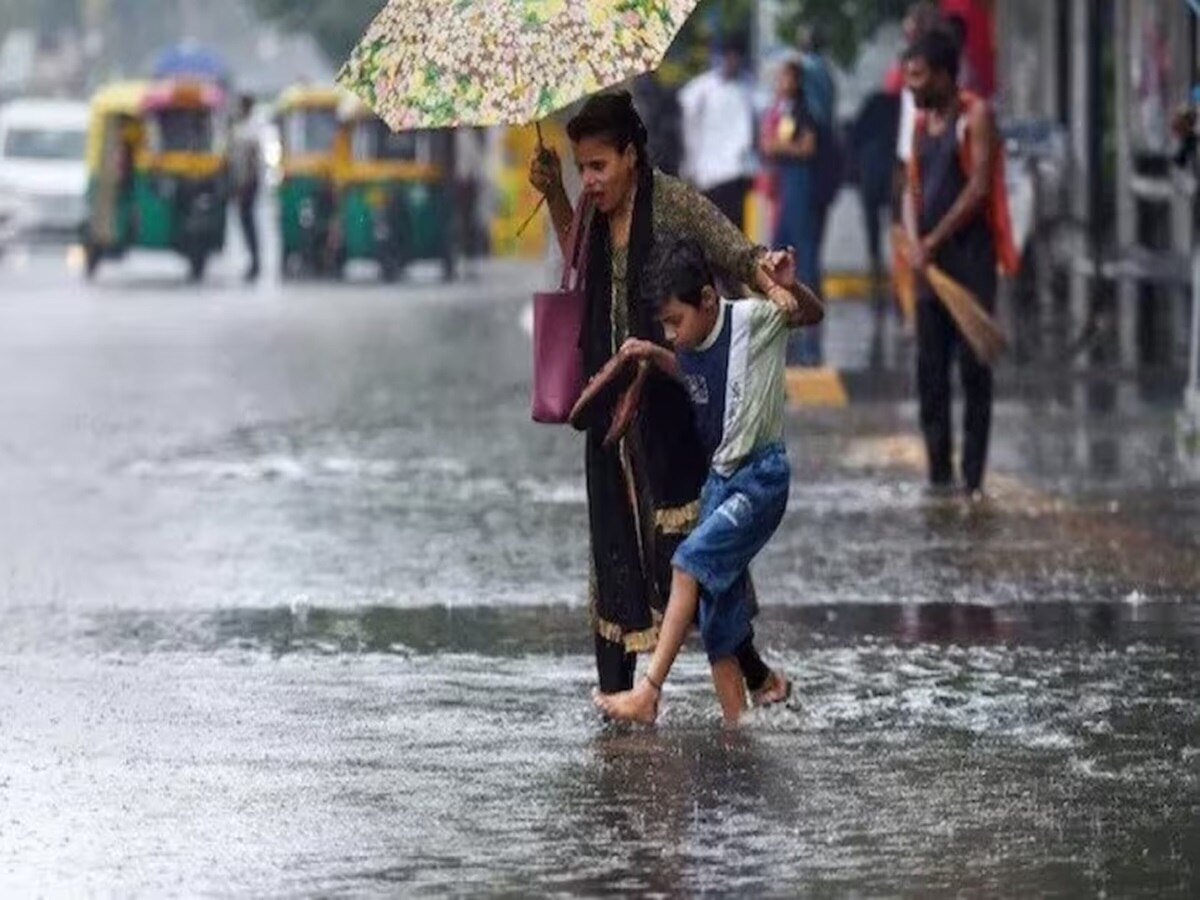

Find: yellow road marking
786;366;848;408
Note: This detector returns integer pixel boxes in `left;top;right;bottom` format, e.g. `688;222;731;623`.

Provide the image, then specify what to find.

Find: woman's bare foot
592;679;660;724
751;670;792;707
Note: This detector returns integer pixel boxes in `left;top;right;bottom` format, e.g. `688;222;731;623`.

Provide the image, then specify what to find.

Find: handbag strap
560;198;595;291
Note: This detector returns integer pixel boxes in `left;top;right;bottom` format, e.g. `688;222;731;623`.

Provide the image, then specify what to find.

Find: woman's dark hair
566;91;650;165
905;26;960;82
647;238;714;309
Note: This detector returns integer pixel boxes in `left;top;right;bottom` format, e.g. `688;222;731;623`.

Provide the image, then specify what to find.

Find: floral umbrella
337;0;701;130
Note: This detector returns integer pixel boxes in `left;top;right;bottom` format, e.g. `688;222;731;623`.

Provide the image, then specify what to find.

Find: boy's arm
620;339;682;381
760;249;825;328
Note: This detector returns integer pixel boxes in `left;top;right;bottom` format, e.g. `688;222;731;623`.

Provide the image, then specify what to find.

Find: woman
529;92;795;703
762;61;821;366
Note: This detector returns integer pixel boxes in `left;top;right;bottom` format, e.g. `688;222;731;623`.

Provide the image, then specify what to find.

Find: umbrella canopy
152;44;231;84
338;0;700;130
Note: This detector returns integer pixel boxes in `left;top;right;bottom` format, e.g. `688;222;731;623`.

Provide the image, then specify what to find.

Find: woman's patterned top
609;171;764;350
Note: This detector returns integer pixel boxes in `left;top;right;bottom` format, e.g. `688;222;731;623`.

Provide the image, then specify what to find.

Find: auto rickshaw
331;97;454;282
275;85;342;278
82;80;227;281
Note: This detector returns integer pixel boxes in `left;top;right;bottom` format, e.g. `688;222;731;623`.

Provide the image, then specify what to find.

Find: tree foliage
247;0;909;80
777;0;909;67
248;0;377;63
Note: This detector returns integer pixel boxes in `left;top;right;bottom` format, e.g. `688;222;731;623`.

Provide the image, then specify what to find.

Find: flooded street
1;249;1198;895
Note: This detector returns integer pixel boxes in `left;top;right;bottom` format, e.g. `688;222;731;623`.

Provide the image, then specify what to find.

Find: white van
0;98;89;238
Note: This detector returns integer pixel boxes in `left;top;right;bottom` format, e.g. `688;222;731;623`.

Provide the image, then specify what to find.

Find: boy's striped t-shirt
675;299;788;476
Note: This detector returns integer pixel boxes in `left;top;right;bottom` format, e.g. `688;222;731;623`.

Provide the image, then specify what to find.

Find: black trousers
238;189;260;271
916;295;993;491
703;178;752;232
594;631;770;694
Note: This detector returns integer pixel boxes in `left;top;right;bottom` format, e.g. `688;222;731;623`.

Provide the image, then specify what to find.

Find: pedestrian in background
678;34;757;231
903;28;1001;498
762;60;822;366
632;73;684;177
455;127;489;279
230;94;262;283
852;89;902;317
795;24;842;365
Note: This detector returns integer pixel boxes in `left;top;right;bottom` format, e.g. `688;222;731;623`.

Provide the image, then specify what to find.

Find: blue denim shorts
672;443;791;661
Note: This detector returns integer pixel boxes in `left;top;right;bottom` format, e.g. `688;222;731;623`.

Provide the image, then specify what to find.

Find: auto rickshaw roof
277;85;346;113
142;79;225;111
89;81;153;116
90;79;225;116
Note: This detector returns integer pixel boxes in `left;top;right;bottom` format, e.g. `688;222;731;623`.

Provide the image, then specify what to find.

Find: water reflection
37;598;1199;660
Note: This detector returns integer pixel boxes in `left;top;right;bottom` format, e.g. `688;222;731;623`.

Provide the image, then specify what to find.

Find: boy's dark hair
647;238;715;309
566;91;649;165
905;26;960;83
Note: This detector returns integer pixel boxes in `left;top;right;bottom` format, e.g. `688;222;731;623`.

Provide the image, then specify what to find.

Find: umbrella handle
535;120;553;164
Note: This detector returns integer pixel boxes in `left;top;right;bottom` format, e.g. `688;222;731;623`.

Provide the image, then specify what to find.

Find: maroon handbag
531;199;594;423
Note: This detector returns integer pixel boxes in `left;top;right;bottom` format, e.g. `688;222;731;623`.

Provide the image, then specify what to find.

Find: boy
594;239;824;725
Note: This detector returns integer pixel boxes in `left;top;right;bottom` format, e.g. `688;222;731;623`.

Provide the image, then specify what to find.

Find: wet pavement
1;246;1198;895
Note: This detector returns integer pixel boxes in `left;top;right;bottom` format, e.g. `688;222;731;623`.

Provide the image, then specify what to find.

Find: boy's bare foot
751;670;792;707
592;678;660;725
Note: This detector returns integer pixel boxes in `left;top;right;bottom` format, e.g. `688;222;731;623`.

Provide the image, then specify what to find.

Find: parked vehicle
0;98;89;240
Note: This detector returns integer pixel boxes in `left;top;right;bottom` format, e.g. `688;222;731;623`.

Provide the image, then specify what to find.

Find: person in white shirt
679;34;757;230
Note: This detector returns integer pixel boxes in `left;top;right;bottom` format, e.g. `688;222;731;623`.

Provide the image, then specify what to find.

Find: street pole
1068;0;1092;372
1187;248;1200;405
1114;0;1137;371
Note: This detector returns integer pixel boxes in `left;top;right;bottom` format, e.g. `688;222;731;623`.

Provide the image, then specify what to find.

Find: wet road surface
1;248;1197;895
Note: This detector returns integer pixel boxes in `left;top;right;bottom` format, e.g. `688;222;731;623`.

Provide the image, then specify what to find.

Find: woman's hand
529;146;565;200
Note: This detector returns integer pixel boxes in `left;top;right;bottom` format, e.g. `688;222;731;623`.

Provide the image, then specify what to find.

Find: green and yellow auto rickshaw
332;97;454;282
82;80;227;281
275;85;342;278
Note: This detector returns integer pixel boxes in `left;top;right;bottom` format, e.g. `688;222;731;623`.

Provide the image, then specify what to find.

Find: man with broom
902;27;1017;499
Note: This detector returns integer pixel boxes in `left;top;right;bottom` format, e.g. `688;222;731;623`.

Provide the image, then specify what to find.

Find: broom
891;226;1008;366
890;224;917;329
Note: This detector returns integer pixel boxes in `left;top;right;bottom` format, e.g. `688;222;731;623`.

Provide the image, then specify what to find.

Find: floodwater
1;250;1197;895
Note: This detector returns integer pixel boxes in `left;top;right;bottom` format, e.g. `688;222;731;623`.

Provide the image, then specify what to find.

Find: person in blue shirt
593;238;824;725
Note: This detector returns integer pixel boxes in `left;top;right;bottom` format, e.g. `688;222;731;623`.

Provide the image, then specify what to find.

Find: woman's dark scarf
581;162;709;635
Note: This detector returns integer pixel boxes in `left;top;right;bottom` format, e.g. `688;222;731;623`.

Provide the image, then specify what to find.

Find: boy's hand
620;338;658;362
